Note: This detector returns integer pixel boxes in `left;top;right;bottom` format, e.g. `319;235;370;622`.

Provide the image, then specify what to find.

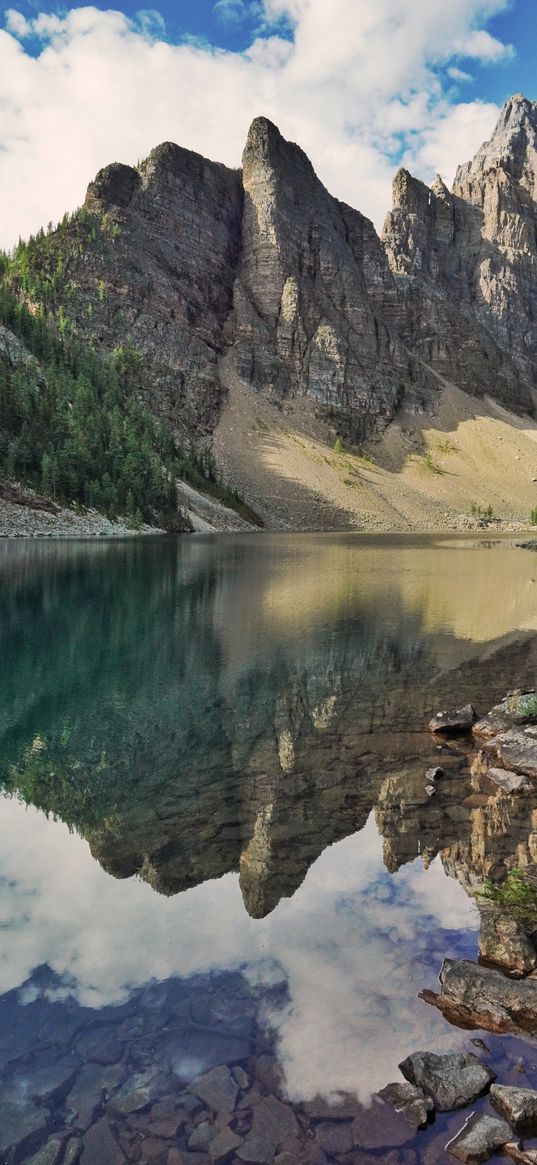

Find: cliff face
231;118;408;439
10;95;537;453
382;94;537;415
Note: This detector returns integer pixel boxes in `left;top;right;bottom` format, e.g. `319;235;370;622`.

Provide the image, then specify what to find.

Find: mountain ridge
2;95;537;531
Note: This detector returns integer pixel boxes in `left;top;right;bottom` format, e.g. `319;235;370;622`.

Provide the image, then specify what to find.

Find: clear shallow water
2;533;537;1164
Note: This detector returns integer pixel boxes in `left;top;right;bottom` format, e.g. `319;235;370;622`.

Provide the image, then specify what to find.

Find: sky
0;0;535;248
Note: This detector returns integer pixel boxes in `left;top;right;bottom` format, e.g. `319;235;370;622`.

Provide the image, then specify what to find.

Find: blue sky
0;0;534;246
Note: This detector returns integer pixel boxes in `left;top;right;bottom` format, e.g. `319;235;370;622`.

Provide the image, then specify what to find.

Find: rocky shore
376;687;537;1164
0;483;163;538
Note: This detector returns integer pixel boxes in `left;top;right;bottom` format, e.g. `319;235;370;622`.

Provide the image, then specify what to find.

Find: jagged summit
454;92;537;189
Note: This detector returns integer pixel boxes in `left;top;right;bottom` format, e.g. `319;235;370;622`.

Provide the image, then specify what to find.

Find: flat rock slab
474;706;516;739
209;1127;242;1162
421;958;537;1035
429;705;476;735
315;1121;354;1155
446;1112;512;1163
378;1081;434;1128
399;1051;495;1111
26;1140;65;1165
490;1083;537;1131
189;1065;239;1114
0;1096;49;1158
108;1067;159;1115
481;767;534;795
483;727;537;780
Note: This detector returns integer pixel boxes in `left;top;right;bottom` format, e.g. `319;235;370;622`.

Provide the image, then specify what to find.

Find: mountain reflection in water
1;533;537;1160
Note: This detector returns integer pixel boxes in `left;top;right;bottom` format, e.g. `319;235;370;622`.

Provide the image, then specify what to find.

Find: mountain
2;95;537;530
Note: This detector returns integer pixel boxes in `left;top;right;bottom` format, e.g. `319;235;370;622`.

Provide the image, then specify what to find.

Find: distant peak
496;92;537;132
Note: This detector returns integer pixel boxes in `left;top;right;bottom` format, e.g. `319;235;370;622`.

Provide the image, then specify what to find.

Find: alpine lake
2;532;537;1165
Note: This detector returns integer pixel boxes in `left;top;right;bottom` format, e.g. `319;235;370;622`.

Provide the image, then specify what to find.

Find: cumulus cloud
0;0;515;246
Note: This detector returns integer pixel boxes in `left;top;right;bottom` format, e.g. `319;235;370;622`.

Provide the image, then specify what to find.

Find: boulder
378;1081;434;1128
398;1051;495;1111
429;706;475;735
505;1144;537;1164
420;958;537;1035
483;727;537;780
445;1112;512;1163
189;1065;240;1114
479;768;534;796
0;1096;49;1160
478;905;537;976
490;1083;537;1132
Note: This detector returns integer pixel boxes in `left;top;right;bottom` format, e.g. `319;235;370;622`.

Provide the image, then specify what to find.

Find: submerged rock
188;1065;240;1114
445;1112;512;1163
490;1083;537;1132
378;1081;434;1128
398;1051;495;1111
421;958;537;1034
478;904;537;976
0;1096;49;1159
429;706;476;735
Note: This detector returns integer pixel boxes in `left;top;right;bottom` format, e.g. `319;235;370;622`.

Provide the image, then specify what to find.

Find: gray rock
478;904;537;976
80;1119;125;1165
66;1063;107;1129
314;1121;354;1155
378;1081;434;1128
108;1067;160;1115
399;1051;495;1111
26;1139;64;1165
445;1112;512;1163
237;1095;300;1163
480;768;534;795
425;766;445;781
188;1121;217;1150
188;1065;240;1114
232;1066;250;1091
0;1096;49;1158
483;727;537;780
18;1061;78;1104
490;1083;537;1131
209;1126;242;1162
429;706;475;735
421;958;537;1034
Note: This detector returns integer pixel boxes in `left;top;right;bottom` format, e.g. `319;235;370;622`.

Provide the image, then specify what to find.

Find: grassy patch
506;693;537;722
476;867;537;933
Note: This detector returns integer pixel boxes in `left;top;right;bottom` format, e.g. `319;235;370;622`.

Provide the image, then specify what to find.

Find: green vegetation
471;502;494;519
476;867;537;933
0;258;260;527
506;693;537;722
420;451;441;474
531;506;537;526
436;437;458;455
333;437;344;454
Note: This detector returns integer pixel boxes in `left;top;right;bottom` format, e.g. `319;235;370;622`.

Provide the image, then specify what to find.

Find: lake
2;533;537;1165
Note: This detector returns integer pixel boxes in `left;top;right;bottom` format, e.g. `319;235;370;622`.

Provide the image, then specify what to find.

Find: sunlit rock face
23;95;537;456
382;95;537;415
231;117;408;440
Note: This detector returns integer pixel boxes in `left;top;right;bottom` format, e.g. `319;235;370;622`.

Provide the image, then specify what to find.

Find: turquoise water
1;534;537;1163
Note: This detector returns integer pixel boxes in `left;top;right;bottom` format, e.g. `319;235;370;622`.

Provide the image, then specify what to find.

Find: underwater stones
188;1065;240;1114
108;1067;160;1115
399;1051;495;1111
314;1120;354;1155
80;1118;126;1165
378;1081;434;1128
429;706;476;735
489;1083;537;1132
25;1137;65;1165
209;1126;242;1162
445;1112;512;1163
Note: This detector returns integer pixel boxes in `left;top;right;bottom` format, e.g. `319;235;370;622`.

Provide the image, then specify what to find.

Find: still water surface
2;533;537;1164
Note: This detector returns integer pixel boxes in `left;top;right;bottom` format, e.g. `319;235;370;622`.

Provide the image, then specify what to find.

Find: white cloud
0;799;477;1102
0;0;515;246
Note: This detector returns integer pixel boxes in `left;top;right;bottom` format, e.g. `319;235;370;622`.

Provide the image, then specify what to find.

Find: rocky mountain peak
454;93;537;192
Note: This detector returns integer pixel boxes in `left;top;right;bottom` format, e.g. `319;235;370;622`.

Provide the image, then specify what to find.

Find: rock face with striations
382;94;537;415
231;117;409;440
14;96;537;452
